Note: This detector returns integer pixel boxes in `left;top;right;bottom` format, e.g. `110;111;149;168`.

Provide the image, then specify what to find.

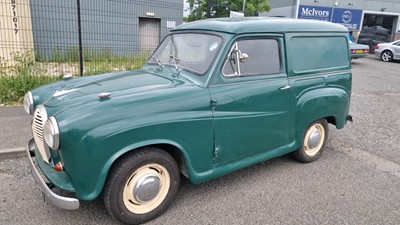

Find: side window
222;39;281;77
291;36;349;73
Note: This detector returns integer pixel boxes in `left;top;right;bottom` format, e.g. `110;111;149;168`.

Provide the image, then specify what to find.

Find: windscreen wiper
151;55;164;70
169;55;181;76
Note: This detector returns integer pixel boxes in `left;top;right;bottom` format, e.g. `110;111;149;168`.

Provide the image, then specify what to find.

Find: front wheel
294;119;329;163
381;50;393;62
103;147;180;225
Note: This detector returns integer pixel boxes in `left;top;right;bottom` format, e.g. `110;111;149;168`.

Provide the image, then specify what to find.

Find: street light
207;0;211;18
243;0;246;13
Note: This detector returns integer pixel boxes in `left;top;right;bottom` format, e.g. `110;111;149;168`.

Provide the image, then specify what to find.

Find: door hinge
213;146;220;159
210;98;217;108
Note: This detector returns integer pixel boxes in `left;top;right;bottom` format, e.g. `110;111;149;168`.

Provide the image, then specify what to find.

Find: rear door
209;35;291;165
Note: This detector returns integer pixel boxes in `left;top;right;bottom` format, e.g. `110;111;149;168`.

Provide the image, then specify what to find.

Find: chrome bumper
26;138;80;210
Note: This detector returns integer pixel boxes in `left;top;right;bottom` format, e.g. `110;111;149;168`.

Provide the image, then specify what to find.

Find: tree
186;0;271;22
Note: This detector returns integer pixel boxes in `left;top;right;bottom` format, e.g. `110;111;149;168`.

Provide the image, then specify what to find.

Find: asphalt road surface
1;55;399;225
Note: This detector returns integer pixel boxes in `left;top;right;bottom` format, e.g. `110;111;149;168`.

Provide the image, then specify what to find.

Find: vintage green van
24;17;352;224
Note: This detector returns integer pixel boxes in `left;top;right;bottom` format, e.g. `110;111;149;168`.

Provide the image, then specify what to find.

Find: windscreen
148;33;223;75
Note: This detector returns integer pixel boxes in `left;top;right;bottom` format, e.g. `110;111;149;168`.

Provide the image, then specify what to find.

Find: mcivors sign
298;5;333;21
298;5;363;30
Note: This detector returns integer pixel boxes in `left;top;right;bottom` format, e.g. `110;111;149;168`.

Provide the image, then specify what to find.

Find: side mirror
240;53;249;63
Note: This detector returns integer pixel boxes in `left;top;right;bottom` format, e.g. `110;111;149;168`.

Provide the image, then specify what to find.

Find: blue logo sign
331;8;363;30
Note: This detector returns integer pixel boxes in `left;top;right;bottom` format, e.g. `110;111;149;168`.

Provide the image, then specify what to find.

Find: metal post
243;0;246;13
207;0;211;18
76;0;83;76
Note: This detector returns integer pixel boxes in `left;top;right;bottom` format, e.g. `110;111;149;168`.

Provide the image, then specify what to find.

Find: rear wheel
294;119;329;163
381;50;393;62
104;147;180;225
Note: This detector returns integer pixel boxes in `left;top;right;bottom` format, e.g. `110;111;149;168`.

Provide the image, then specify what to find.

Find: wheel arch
295;87;350;132
152;143;190;179
97;140;192;199
325;115;337;126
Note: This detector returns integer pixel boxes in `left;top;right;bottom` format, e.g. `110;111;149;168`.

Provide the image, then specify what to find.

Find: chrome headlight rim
44;116;60;150
23;91;34;115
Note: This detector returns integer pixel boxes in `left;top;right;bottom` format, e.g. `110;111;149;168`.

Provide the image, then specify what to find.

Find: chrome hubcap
123;164;170;214
133;174;161;203
304;123;325;156
307;130;321;149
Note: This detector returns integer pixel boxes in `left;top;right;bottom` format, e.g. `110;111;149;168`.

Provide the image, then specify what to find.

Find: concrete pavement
0;106;32;160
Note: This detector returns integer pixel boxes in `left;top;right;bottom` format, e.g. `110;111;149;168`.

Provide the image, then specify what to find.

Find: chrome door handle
279;85;291;90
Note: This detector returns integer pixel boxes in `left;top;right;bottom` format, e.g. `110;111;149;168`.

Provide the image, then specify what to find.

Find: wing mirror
239;53;249;63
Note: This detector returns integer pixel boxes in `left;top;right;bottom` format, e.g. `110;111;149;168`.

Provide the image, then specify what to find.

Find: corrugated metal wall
29;0;183;58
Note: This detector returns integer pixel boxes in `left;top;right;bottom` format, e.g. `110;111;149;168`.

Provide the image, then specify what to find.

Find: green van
24;17;352;224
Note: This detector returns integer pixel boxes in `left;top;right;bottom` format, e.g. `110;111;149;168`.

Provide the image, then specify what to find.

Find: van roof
173;17;348;34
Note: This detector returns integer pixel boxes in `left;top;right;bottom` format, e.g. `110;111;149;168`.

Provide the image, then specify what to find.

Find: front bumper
26;138;80;210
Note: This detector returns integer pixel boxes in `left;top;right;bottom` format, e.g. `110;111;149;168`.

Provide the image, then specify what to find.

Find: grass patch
0;49;150;105
0;50;61;104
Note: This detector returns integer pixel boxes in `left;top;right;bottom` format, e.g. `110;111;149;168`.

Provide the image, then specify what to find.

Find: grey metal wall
29;0;183;58
263;0;297;17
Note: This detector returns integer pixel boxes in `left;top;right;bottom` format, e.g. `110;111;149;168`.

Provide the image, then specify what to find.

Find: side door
209;36;291;165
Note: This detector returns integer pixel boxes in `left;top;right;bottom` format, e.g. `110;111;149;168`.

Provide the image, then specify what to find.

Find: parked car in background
349;41;369;59
358;26;391;52
374;40;400;62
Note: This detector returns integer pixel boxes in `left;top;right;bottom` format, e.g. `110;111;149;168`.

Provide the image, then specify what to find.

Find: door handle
280;85;291;91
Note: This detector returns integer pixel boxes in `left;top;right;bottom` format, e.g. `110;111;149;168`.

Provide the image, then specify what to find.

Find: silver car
349;41;369;59
374;40;400;62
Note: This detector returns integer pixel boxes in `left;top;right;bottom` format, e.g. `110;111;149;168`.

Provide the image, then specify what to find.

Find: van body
24;17;352;224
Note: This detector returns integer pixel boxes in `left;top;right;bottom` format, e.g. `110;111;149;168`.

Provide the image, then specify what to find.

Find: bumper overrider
26;138;80;210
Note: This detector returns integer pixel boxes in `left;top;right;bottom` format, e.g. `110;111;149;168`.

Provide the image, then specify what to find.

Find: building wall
298;0;400;13
29;0;183;59
266;0;400;41
265;0;297;17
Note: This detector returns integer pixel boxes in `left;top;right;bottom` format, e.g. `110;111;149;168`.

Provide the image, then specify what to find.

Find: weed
0;49;150;105
0;50;60;105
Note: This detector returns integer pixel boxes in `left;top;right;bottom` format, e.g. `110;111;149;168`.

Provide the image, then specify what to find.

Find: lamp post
207;0;211;18
243;0;246;13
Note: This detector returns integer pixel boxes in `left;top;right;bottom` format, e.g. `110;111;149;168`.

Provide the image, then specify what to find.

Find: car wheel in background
381;50;393;62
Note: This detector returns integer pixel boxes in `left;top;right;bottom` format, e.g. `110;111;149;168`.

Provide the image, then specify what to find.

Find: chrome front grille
32;105;51;163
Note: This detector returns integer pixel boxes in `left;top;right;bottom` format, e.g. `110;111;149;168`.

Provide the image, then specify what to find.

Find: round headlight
23;92;34;115
44;116;60;150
